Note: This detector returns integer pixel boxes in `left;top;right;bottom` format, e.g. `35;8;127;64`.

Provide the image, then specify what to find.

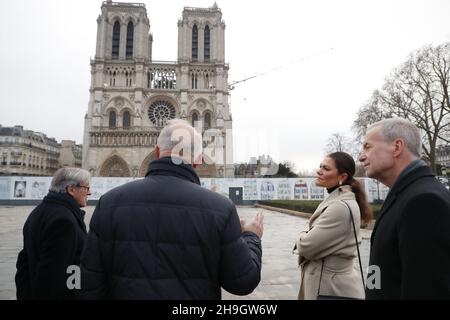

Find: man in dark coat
80;119;263;299
360;118;450;299
15;167;91;299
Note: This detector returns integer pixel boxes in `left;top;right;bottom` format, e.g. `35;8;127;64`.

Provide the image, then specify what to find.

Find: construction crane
228;47;334;91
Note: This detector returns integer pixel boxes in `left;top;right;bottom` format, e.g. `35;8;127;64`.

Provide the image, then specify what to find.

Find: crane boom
228;47;334;90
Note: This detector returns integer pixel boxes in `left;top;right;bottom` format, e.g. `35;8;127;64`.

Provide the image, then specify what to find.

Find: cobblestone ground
0;206;371;300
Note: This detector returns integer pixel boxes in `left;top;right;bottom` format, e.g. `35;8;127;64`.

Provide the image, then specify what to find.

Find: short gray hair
49;167;91;193
368;118;422;157
157;119;203;163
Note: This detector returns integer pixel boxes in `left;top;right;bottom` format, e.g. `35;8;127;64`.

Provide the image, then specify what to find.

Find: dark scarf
390;159;427;190
327;185;340;194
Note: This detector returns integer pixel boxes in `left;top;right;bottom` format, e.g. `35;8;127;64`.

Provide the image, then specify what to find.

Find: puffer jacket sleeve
79;200;110;299
218;205;262;295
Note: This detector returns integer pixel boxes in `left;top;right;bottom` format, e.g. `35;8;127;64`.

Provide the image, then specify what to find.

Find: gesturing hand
240;211;264;239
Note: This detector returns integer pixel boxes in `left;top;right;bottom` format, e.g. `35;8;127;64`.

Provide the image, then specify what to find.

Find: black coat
80;157;262;299
15;192;87;300
366;165;450;299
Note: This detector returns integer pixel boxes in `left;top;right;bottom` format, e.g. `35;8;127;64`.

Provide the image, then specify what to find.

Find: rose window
147;100;176;126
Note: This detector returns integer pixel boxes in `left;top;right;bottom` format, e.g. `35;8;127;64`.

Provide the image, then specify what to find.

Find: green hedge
259;200;383;219
259;200;321;214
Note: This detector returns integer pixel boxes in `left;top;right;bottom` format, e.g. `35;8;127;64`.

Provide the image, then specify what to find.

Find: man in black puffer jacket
80;119;263;299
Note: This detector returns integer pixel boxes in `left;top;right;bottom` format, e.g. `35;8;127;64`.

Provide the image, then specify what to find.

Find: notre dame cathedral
82;0;234;178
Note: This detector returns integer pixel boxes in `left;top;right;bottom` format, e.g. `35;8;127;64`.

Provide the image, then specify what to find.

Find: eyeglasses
76;184;90;192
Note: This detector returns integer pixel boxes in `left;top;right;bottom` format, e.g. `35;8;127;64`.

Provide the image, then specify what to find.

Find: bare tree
353;90;392;142
353;43;450;174
325;132;351;154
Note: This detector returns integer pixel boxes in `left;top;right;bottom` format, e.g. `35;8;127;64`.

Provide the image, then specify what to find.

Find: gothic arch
189;109;200;117
204;24;211;61
99;154;131;177
122;110;132;128
188;98;213;114
139;150;157;176
190;110;200;127
111;17;122;25
189;20;201;29
105;106;120;115
203;111;213;129
124;16;138;26
145;95;179;111
108;110;117;128
103;96;133;114
120;107;134;116
104;106;120;128
111;20;121;58
126;20;134;58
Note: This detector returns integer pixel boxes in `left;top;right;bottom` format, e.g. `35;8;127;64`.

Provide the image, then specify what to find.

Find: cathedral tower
83;1;234;177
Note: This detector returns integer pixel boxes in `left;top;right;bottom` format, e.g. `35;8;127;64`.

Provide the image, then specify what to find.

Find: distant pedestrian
15;167;91;299
294;152;371;300
80;119;263;299
360;118;450;299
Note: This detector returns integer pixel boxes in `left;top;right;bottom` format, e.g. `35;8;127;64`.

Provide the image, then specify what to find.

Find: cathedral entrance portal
99;155;131;177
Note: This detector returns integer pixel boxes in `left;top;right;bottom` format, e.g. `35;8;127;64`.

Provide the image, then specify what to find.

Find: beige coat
293;185;365;300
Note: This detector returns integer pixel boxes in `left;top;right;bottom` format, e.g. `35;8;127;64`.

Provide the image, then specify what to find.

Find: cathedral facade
82;0;234;177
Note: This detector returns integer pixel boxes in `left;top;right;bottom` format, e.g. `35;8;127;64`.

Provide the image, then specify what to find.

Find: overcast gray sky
1;0;449;172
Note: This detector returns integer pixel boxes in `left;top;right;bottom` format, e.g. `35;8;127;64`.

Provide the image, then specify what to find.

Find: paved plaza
0;206;371;300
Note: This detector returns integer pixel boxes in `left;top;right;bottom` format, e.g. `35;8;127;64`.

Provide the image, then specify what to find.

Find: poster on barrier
259;180;276;200
276;179;291;200
13;180;27;198
29;177;51;199
0;176;388;203
243;179;257;200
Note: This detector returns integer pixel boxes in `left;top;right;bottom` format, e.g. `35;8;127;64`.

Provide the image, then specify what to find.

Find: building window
204;25;210;61
109;111;117;128
123;111;131;128
191;112;199;128
147;100;176;127
125;71;133;87
1;152;7;165
204;112;211;130
192;25;198;61
110;71;116;86
148;69;177;89
112;21;120;59
126;21;134;59
191;73;198;89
